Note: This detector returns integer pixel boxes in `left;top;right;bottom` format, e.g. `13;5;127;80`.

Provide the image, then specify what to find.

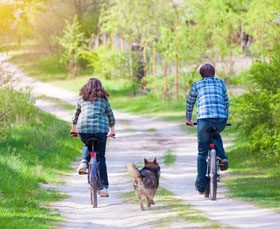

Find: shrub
232;45;280;164
0;70;34;129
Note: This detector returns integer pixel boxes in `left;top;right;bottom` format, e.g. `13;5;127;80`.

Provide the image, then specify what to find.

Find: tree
58;16;86;77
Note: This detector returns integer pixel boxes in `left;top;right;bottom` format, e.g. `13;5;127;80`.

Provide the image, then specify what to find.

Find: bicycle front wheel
209;149;217;200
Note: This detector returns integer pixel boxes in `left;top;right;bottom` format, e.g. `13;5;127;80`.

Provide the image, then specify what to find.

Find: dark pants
79;133;109;189
195;118;228;192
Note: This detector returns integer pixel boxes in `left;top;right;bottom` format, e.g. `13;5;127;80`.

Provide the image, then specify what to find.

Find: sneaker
99;188;109;197
196;186;205;195
220;159;229;171
77;160;88;174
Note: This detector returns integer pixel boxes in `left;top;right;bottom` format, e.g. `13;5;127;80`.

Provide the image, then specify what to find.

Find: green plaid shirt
72;97;115;134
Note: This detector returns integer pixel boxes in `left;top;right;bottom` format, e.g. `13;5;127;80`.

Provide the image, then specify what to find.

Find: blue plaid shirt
186;77;229;120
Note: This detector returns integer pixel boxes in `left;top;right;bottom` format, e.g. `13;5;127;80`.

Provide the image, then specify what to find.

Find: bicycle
71;133;115;208
85;137;101;208
192;122;231;200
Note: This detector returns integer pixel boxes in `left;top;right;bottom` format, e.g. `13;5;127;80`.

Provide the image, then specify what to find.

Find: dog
127;158;160;211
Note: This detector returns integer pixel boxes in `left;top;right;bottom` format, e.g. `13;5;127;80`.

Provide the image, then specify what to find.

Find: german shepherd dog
127;158;160;211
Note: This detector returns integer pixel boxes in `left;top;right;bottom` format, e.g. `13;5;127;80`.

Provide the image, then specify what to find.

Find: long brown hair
79;78;109;101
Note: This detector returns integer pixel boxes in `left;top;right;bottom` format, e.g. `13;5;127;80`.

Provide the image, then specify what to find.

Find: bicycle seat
207;127;219;135
86;137;99;145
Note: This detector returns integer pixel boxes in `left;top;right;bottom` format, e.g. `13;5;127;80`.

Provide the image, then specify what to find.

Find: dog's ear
144;158;148;165
153;157;157;164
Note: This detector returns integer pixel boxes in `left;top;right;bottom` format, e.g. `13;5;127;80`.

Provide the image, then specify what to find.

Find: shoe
99;188;109;197
77;160;88;174
220;159;229;171
196;186;205;195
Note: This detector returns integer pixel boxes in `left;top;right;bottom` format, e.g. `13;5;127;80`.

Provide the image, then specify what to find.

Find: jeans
79;133;109;189
195;118;228;192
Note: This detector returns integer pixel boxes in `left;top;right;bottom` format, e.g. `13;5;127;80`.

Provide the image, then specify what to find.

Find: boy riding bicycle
186;64;229;194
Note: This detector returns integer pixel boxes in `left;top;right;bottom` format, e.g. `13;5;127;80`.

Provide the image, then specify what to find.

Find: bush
0;70;35;129
232;45;280;164
84;47;130;80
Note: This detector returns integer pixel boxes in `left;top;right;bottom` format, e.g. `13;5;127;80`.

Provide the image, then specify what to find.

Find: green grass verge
122;187;220;228
9;52;92;82
225;144;280;212
163;150;177;166
0;102;82;228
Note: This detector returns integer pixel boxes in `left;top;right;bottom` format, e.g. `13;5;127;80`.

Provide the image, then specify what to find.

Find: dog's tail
127;163;142;180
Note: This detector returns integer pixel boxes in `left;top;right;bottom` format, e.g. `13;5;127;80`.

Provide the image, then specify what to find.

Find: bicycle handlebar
191;122;231;126
70;132;116;138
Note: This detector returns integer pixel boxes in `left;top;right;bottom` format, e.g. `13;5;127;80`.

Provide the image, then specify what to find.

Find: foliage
144;70;200;100
232;45;280;164
83;47;130;80
58;15;87;77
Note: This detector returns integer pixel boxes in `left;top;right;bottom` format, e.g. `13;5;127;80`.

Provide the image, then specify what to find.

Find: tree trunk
120;37;125;52
142;46;147;77
163;59;168;100
152;46;156;77
175;54;179;100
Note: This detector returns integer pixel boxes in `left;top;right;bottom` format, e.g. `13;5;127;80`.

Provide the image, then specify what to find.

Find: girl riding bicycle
71;78;115;197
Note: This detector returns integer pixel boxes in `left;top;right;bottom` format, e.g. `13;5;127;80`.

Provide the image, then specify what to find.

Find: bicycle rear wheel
209;149;217;200
90;173;98;208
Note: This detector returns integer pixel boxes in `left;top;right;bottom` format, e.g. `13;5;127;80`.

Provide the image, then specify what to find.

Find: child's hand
107;126;116;138
185;120;194;126
70;124;78;137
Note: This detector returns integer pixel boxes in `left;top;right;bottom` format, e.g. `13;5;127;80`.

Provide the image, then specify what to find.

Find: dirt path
1;55;280;229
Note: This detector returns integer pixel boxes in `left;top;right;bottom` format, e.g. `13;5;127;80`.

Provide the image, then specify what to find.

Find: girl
71;78;115;197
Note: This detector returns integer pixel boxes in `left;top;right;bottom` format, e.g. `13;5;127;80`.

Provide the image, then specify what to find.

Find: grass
9;52;92;82
0;92;82;228
122;187;220;228
163;150;177;166
225;144;280;212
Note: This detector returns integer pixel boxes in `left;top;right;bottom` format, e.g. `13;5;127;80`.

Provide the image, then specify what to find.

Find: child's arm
186;84;197;124
105;101;116;137
71;99;81;135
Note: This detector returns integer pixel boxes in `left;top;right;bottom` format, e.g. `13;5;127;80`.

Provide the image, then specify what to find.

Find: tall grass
0;88;82;228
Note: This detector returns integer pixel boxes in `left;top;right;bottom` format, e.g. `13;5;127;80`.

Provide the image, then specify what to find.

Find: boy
186;63;229;194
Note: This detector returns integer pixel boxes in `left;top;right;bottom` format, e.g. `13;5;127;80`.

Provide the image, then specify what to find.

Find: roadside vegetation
163;150;177;166
225;45;280;211
0;74;81;228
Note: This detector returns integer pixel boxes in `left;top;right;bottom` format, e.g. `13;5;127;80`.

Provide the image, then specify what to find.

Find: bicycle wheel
90;169;98;208
87;164;91;184
209;149;217;200
91;177;98;208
